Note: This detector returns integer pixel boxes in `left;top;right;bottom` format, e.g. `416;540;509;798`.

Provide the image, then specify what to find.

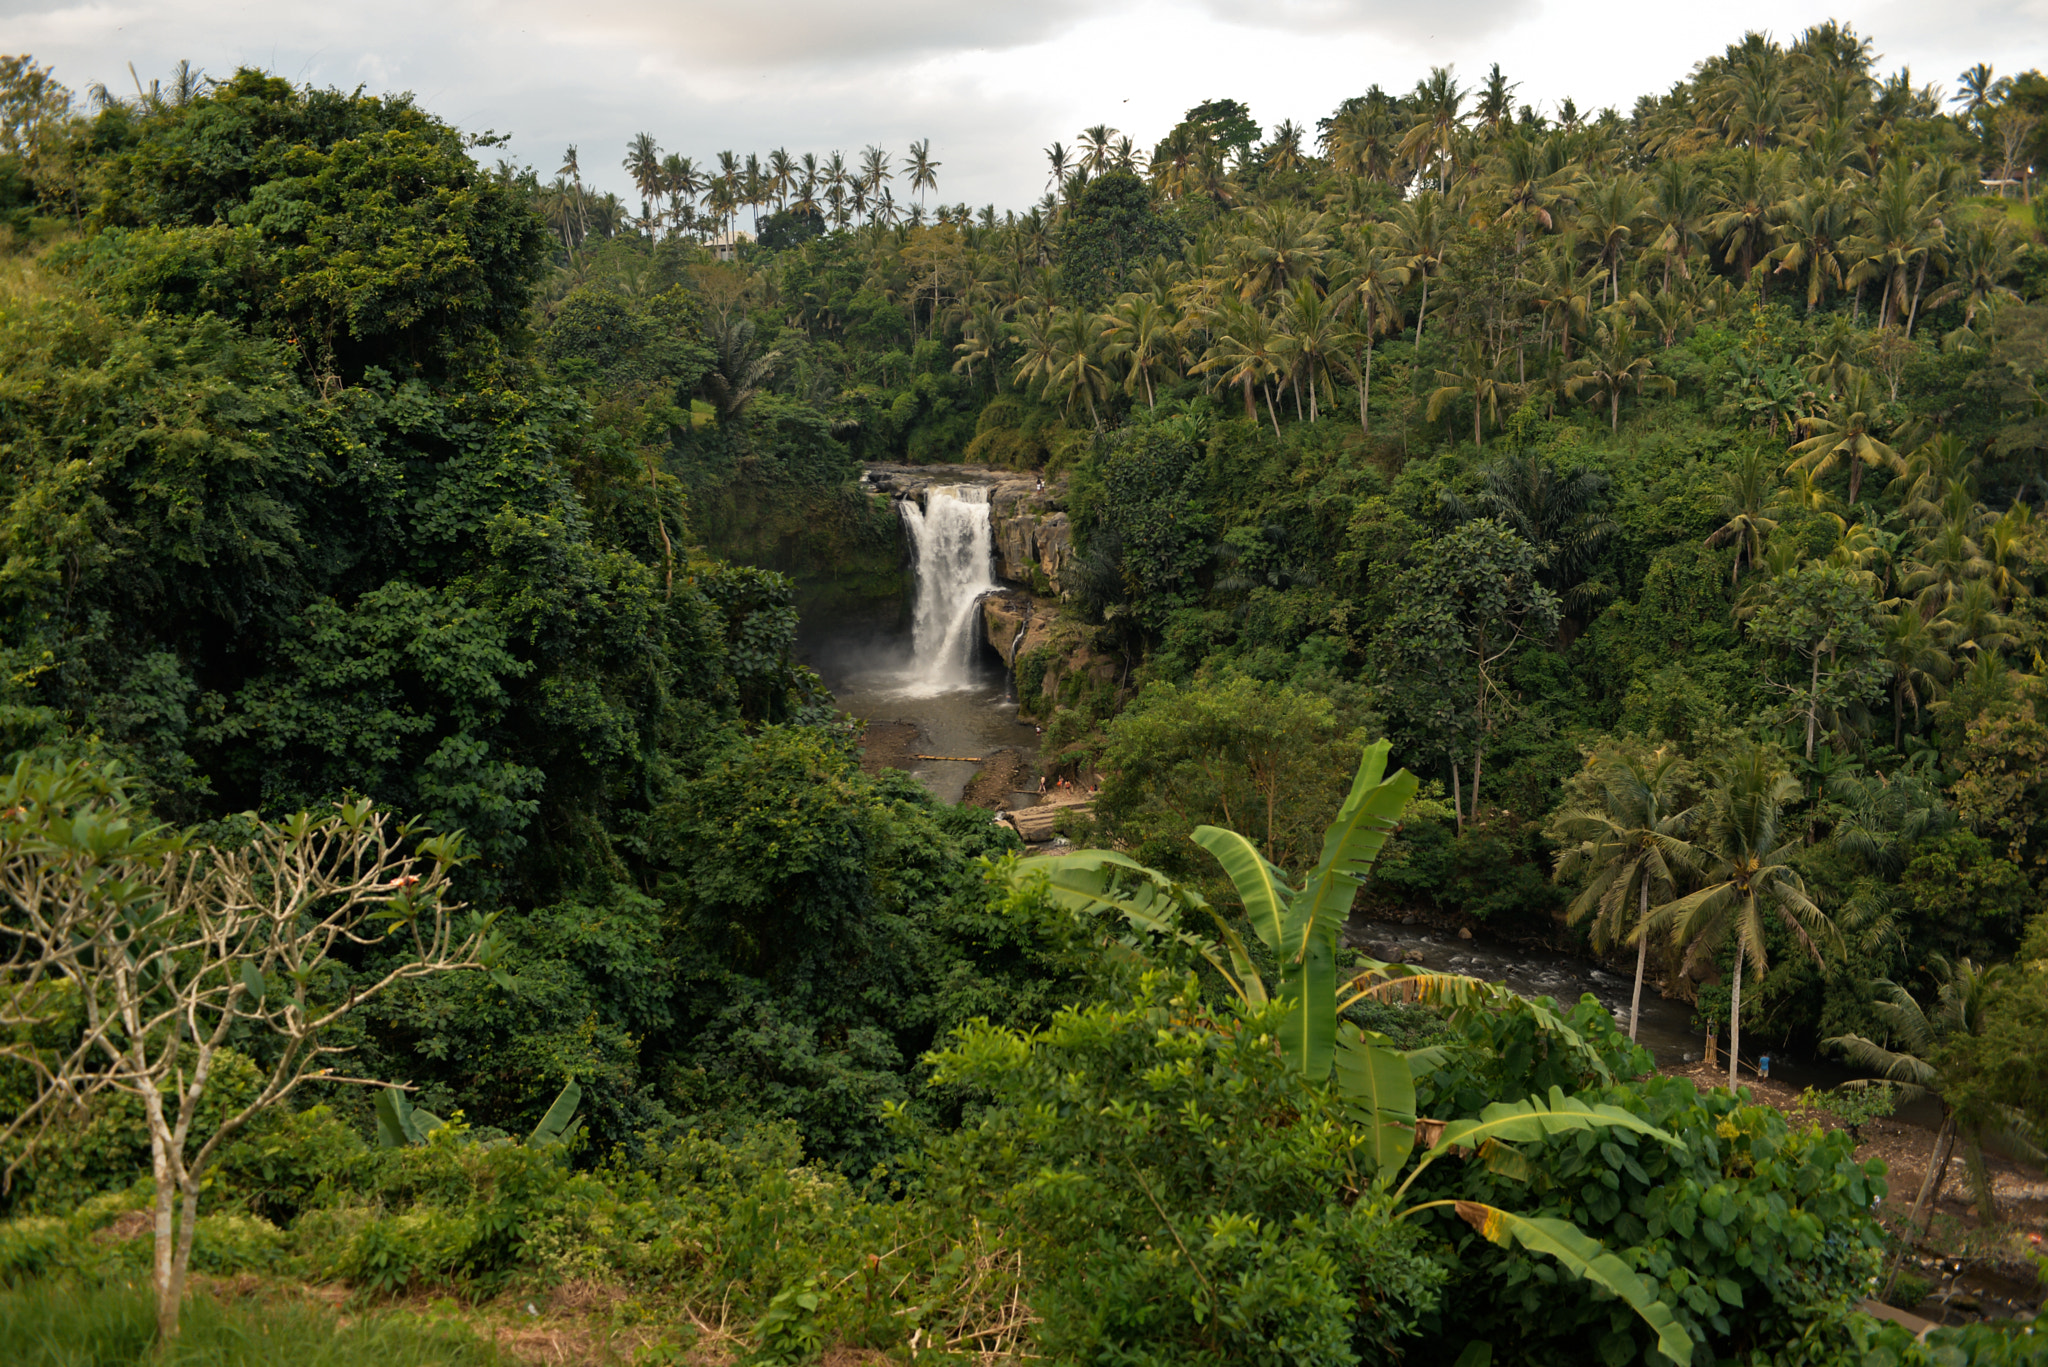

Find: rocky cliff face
988;483;1073;595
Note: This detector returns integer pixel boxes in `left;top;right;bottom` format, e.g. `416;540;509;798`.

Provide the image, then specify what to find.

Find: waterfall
897;484;997;695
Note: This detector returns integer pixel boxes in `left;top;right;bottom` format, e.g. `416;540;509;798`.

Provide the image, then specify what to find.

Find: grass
0;1280;504;1367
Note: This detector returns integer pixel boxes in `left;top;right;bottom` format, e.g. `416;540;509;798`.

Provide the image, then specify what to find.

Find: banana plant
375;1079;581;1151
1020;741;1693;1364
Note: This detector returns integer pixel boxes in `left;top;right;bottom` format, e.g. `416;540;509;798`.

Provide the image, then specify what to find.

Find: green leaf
1297;740;1418;942
1187;825;1293;955
240;960;267;1002
1027;850;1256;1001
1333;1025;1417;1173
1451;1344;1493;1367
373;1087;412;1149
1447;1205;1692;1366
1425;1086;1682;1161
527;1079;582;1148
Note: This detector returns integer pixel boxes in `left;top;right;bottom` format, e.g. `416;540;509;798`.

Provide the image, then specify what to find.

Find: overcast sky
4;1;2044;212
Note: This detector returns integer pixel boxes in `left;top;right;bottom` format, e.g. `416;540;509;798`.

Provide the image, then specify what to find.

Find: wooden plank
1004;803;1092;842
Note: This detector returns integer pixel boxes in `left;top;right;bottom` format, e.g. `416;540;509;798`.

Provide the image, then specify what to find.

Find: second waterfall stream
897;484;996;695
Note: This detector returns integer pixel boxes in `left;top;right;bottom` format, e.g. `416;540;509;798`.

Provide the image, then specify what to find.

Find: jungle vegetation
0;21;2047;1364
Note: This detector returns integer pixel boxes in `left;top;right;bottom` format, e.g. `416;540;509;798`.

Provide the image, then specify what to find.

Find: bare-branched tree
0;756;507;1341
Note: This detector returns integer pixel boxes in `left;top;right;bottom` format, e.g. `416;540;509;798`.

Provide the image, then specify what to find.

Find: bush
1408;997;1887;1364
922;980;1446;1365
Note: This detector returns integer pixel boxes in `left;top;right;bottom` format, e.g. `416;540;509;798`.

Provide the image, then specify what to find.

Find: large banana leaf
1031;850;1264;1004
1187;825;1294;955
1445;1203;1693;1366
1334;1025;1417;1173
1419;1086;1681;1165
527;1079;582;1148
1299;741;1418;942
1338;965;1492;1013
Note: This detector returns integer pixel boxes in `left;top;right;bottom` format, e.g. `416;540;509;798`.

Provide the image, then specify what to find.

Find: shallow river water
798;604;1039;805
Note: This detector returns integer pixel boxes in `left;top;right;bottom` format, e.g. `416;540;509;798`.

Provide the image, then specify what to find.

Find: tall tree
1551;749;1699;1040
1651;747;1839;1089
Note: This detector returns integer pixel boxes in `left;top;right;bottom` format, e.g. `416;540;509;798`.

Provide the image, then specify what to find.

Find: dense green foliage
3;21;2048;1363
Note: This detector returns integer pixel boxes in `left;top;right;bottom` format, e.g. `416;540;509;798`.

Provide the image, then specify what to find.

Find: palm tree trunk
1242;375;1256;421
1415;277;1430;349
1629;879;1649;1042
1905;255;1929;338
1449;758;1464;836
1806;648;1822;761
1727;950;1744;1091
1610;389;1620;433
1262;384;1282;439
1356;344;1370;433
1882;1109;1956;1297
1916;1112;1958;1239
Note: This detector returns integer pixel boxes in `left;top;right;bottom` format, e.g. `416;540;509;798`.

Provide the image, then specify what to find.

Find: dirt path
1660;1059;2048;1323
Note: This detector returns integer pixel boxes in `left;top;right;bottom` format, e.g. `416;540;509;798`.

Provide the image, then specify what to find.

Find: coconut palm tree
1327;230;1409;433
1767;177;1856;311
1043;308;1112;427
1228;201;1330;303
1194;297;1286;434
624;133;663;212
1564;312;1674;432
764;148;793;211
1651;745;1839;1090
1705;148;1785;285
1926;218;2024;334
904;138;939;205
1489;132;1580;249
1010;309;1061;399
1529;235;1599;360
1389;191;1450;348
1261;119;1307;175
1646;157;1713;288
1552;749;1698;1041
1952;63;2003;117
1787;369;1898;504
1044;141;1072;194
1846;160;1947;334
1078;124;1118;176
1826;959;2043;1247
1878;607;1951;745
1577;175;1647;304
1101;293;1179;409
1427;339;1519;448
1704;446;1781;585
1399;66;1467;189
1275;281;1343;422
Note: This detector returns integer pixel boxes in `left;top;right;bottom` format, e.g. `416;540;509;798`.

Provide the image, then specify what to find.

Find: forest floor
1660;1059;2048;1325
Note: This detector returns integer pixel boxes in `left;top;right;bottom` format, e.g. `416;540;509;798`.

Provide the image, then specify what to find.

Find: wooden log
1004;803;1091;842
914;754;984;762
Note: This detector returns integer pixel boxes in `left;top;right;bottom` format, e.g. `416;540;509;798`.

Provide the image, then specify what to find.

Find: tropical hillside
0;21;2046;1365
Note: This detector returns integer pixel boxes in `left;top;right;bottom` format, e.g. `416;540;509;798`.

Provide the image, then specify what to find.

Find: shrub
922;980;1446;1365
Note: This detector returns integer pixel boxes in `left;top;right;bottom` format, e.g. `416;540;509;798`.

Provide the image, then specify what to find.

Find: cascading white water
897;484;996;695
